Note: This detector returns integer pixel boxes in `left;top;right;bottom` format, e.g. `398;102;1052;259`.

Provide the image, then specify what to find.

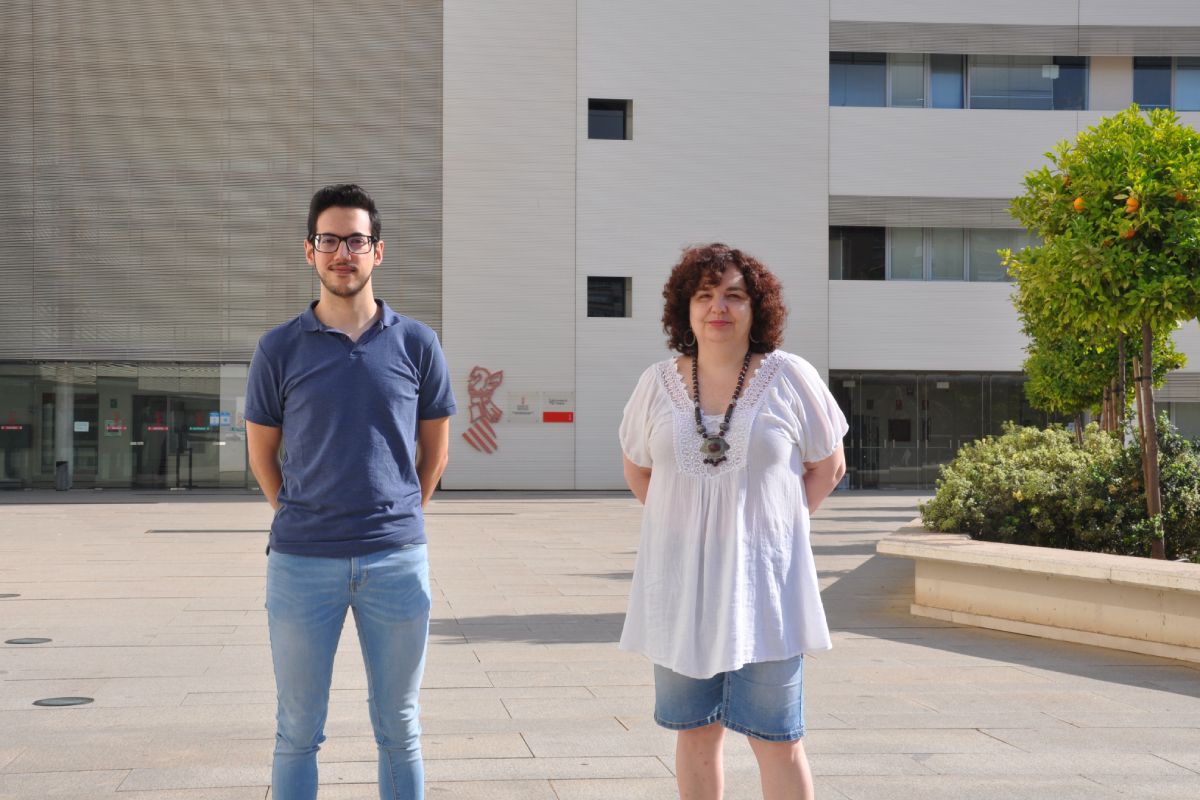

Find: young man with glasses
244;184;455;800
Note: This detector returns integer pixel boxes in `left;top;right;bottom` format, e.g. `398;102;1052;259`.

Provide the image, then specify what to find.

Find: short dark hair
661;243;787;356
307;184;381;240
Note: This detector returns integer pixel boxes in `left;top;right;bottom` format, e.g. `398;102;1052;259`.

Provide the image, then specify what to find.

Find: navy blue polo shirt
244;300;456;557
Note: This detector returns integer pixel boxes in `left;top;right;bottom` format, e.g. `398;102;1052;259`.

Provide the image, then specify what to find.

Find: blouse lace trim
657;351;785;477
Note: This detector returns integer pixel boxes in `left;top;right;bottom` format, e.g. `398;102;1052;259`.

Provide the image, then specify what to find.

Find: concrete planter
877;523;1200;664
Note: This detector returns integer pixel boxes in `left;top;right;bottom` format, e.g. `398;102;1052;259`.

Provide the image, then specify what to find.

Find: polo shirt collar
301;300;400;332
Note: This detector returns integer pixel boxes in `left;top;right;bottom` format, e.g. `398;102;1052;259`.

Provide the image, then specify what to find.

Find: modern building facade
3;1;1200;491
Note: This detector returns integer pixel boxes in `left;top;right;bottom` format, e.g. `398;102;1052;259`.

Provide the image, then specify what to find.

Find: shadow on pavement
821;551;1200;699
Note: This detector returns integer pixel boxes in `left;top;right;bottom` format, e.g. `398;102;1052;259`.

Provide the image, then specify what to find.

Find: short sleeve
618;365;659;468
782;355;849;464
417;334;457;420
244;341;283;427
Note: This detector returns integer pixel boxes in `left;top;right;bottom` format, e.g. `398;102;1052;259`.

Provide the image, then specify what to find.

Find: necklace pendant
700;435;730;466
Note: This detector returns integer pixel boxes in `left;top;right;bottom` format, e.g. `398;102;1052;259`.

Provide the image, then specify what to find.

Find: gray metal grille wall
829;196;1022;229
1;0;443;362
831;21;1200;56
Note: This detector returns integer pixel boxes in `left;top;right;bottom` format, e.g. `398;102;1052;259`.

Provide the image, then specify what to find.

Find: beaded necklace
691;349;753;467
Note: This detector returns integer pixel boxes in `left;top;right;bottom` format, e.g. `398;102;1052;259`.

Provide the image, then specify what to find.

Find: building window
1138;57;1200;112
831;53;1085;110
588;99;631;140
829;226;885;280
830;52;886;107
889;53;926;108
1179;58;1200;111
968;55;1087;110
587;276;631;317
930;54;966;109
830;371;1061;489
830;227;1037;282
1134;56;1173;110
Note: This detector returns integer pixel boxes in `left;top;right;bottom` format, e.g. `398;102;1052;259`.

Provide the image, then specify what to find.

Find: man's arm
802;444;846;514
416;416;451;508
622;456;652;505
246;421;284;509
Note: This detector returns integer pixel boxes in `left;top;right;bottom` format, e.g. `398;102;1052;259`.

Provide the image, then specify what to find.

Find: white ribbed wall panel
574;0;830;489
441;1;577;489
830;282;1025;372
830;1;1079;25
1175;321;1200;368
1080;1;1200;27
832;109;1200;200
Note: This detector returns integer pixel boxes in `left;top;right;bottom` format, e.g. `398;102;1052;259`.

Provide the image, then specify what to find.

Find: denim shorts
653;655;805;742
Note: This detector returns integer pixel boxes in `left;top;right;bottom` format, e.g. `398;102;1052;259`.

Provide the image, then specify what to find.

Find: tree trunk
1073;413;1084;446
1132;355;1151;514
1117;335;1127;431
1140;323;1165;560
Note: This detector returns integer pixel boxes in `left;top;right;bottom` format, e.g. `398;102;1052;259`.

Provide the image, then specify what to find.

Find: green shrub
920;415;1200;562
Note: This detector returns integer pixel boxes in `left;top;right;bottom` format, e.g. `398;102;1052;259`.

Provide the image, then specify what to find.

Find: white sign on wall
508;392;539;423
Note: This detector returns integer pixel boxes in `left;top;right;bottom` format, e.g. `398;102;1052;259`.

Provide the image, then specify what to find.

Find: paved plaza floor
1;490;1199;799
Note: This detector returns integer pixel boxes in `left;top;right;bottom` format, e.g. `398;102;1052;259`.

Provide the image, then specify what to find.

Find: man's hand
416;417;451;508
246;421;284;509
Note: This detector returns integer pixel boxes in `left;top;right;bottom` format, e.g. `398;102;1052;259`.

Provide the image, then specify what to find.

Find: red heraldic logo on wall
463;366;504;454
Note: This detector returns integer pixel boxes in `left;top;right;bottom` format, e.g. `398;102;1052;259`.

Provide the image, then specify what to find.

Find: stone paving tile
314;732;533;762
547;777;681;799
886;689;1143;715
412;697;511;721
803;729;1019;755
421;685;594;701
425;780;559;799
1084;775;1200;799
828;711;1074;729
484;668;648;688
1;768;129;798
1045;710;1200;727
7;736;269;772
0;746;24;770
822;775;1128;800
419;718;628;736
421;755;672;781
498;696;651;720
980;725;1200;754
109;789;268;799
521;728;673;758
808;753;936;776
917;751;1194;776
117;767;271;792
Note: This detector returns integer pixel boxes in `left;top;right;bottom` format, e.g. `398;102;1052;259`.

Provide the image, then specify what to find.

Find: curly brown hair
661;243;787;356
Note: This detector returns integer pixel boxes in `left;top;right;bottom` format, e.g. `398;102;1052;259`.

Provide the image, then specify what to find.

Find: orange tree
1013;244;1184;437
1007;106;1200;559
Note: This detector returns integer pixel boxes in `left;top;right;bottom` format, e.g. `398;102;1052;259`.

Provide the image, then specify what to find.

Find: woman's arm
623;456;652;505
802;445;846;514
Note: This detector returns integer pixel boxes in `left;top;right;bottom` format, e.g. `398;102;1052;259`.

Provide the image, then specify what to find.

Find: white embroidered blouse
617;350;849;679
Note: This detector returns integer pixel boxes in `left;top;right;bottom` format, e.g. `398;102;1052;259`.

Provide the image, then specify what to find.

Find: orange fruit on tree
1176;191;1188;203
1073;197;1085;212
1125;196;1140;213
1120;227;1136;239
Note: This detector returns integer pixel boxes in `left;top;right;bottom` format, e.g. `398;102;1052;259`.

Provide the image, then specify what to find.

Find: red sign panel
542;411;574;423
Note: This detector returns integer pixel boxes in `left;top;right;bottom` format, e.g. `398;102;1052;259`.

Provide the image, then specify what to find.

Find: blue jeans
266;545;431;800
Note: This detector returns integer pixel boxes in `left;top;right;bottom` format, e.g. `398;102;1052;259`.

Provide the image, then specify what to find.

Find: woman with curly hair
618;243;847;800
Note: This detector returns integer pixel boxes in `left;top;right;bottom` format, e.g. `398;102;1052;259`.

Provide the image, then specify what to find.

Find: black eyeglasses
311;233;377;254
